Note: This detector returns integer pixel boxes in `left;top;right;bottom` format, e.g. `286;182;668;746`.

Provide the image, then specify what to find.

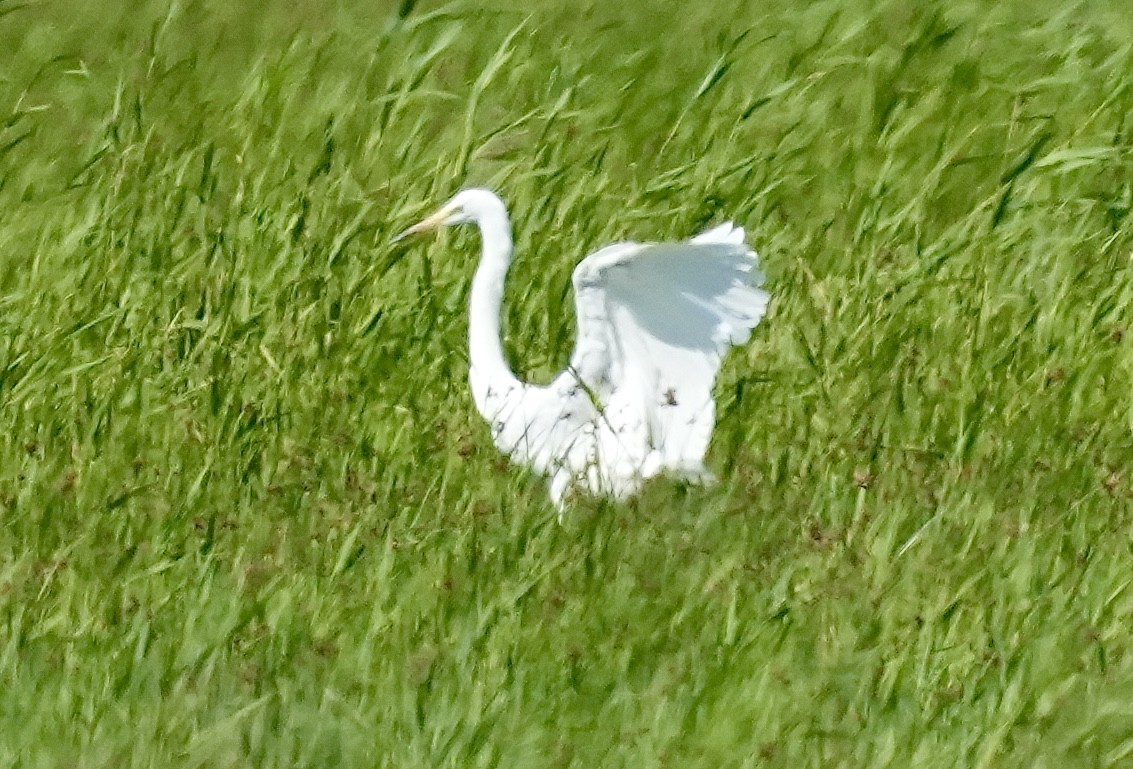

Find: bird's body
399;189;769;509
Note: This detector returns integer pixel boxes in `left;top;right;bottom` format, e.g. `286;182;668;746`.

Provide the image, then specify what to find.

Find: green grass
2;0;1133;765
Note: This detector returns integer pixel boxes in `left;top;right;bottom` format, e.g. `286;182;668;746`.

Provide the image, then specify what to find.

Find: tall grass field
2;0;1133;766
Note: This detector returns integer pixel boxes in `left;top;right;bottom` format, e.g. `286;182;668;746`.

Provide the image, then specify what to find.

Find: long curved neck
468;210;522;404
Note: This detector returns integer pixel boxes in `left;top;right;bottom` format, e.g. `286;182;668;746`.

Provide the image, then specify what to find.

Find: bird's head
394;188;506;240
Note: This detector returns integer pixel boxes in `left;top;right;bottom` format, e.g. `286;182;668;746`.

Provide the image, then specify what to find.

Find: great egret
397;189;769;509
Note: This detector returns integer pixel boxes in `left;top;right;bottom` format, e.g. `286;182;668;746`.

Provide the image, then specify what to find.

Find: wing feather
568;223;768;475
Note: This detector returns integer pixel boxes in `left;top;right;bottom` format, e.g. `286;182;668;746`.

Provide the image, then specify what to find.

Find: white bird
397;189;769;510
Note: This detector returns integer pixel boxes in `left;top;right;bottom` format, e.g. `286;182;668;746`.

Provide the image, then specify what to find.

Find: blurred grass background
2;0;1133;766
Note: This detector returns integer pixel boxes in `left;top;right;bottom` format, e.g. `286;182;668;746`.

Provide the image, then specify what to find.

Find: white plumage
397;189;769;510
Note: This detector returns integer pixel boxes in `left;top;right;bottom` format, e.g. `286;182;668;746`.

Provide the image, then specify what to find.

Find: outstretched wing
568;223;769;474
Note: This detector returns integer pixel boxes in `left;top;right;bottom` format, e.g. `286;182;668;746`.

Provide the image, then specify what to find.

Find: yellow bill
392;204;456;242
